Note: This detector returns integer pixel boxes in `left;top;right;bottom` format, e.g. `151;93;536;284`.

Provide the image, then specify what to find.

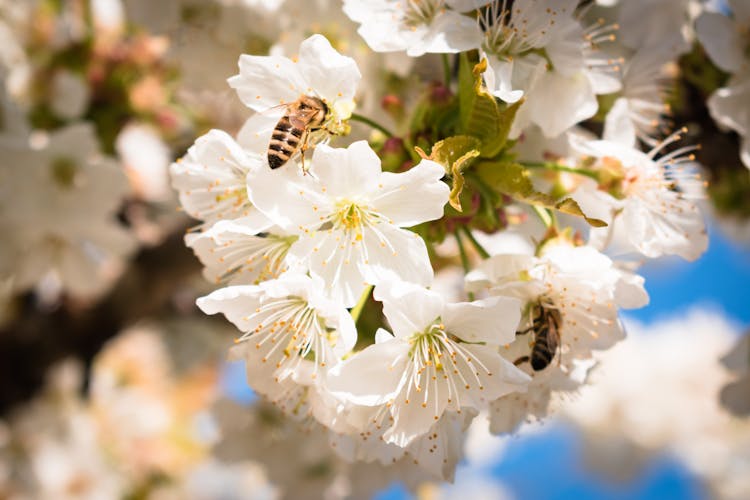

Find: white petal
443;296;522;345
310;142;381;199
246;160;331;232
406;10;483;56
695;12;745;73
170;129;258;224
603;97;637;148
228;53;307;112
526;71;598;137
197;285;262;332
289;228;368;308
296;34;361;103
375;281;443;338
360;224;434;291
369;159;449;227
326;338;410;406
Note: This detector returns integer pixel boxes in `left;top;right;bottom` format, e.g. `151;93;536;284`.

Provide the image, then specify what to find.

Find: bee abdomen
530;328;558;371
267;118;303;169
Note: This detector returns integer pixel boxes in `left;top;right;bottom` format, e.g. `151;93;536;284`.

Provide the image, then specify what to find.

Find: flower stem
531;205;553;228
454;229;476;301
350;113;394;138
350;285;373;325
522;161;600;181
442;53;452;88
460;225;490;259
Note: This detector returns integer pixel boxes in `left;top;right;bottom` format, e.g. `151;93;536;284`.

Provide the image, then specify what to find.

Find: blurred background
0;0;748;499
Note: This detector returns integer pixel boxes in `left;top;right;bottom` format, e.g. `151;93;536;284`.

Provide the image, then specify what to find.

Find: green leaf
457;54;523;158
476;161;608;227
417;135;481;212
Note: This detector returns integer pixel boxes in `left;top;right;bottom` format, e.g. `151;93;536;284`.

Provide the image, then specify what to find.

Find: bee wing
288;106;322;129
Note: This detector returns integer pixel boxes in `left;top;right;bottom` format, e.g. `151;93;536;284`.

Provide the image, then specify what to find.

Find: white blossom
570;133;708;261
228;33;361;131
170;129;260;227
343;0;483;57
0;123;136;298
327;280;529;447
479;0;621;137
245;141;449;307
197;273;357;390
466;243;648;432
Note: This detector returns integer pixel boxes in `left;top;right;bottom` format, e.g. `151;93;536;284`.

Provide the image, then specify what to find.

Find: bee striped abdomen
530;324;557;371
268;115;303;169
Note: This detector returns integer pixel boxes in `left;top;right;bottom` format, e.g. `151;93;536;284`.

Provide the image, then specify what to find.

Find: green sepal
476;161;608;227
457;54;523;158
417;135;481;212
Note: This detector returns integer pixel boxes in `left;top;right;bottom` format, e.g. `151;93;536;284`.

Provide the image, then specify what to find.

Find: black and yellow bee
513;303;562;371
267;95;328;170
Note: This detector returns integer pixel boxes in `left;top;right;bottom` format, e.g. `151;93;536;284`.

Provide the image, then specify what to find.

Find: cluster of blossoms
172;0;712;482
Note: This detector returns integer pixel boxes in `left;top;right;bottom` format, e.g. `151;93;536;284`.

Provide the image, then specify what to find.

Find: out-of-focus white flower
466;243;648;433
343;0;482;57
696;0;750;168
49;69;90;120
0;123;136;298
212;398;426;500
564;308;750;499
479;0;621;138
328;280;529;448
706;71;750;169
603;48;674;147
246;141;449;307
616;0;698;56
570;133;708;261
720;334;750;418
116;122;172;202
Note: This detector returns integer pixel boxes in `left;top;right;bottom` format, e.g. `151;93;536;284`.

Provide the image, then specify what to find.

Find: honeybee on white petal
267;95;329;170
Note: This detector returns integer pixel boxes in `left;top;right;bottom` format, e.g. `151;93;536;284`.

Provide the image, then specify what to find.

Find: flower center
401;0;444;29
332;200;379;240
51;157;78;189
480;1;555;61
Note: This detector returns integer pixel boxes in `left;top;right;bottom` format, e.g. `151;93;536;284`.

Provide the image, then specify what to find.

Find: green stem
522;161;600;181
460;225;490;259
442;53;452;88
531;205;553;228
350;113;394;138
454;230;476;301
350;285;373;325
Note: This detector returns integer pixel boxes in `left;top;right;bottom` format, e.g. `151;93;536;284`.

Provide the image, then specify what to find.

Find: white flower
465;243;648;433
343;0;483;57
186;217;299;286
696;1;750;168
327;281;529;447
170;129;260;227
479;0;621;137
617;0;697;55
197;273;357;387
246;141;449;307
228;33;361;129
0;123;135;298
116;123;172;202
569;133;709;261
603;48;674;147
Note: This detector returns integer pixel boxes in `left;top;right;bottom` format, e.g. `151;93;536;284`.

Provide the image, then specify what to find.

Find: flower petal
368;159;449;227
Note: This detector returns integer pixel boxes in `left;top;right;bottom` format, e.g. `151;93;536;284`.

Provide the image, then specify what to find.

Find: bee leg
299;131;312;175
513;356;530;367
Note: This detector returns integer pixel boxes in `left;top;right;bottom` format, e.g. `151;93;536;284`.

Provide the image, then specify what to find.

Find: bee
268;95;329;170
513;303;562;372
